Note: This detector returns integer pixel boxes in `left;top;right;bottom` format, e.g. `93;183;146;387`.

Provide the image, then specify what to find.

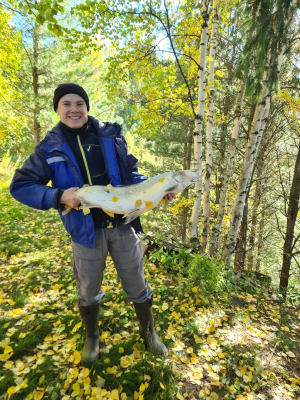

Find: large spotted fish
65;170;200;223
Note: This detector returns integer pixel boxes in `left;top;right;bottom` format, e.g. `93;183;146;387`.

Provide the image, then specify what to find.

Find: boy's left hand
163;193;176;203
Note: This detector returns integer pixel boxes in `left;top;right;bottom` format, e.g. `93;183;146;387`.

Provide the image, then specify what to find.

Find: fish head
172;169;201;191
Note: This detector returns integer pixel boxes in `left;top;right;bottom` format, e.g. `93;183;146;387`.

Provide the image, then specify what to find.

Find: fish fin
123;209;143;224
61;205;80;216
165;185;177;192
104;210;114;218
61;206;71;216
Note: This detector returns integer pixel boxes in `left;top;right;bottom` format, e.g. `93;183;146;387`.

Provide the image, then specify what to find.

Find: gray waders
78;302;100;365
78;300;168;366
133;300;168;356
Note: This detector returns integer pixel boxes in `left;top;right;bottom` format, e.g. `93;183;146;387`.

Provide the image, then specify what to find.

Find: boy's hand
60;187;81;208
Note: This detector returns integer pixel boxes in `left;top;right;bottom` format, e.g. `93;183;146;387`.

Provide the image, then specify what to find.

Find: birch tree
201;0;218;251
190;0;210;242
209;83;245;256
247;124;267;269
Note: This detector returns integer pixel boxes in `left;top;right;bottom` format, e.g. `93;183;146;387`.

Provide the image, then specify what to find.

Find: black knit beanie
53;82;90;111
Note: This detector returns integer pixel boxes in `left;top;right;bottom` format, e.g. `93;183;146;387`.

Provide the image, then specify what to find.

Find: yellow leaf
161;303;169;311
173;340;185;351
34;390;45;400
194;334;202;344
4;361;14;369
19;332;26;339
72;382;80;391
240;365;248;374
243;373;252;383
107;366;118;374
39;375;45;385
95;377;105;387
287;351;296;357
191;287;198;293
120;354;134;368
7;386;17;396
109;389;119;399
73;350;81;365
176;393;184;400
215;70;224;77
229;385;236;394
139;383;146;392
159;382;165;389
4;346;13;354
79;368;90;379
0;353;12;361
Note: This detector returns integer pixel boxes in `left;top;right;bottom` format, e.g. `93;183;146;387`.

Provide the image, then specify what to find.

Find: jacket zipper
77;135;92;185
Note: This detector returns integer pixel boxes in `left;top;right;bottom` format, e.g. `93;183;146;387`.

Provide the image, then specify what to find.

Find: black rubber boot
133;301;168;356
78;302;100;365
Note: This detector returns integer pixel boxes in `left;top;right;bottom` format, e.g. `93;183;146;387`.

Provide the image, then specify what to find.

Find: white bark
201;0;218;251
209;83;245;256
190;0;210;240
225;90;269;265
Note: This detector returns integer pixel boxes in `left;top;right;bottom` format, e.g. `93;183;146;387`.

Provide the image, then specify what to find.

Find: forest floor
1;175;300;400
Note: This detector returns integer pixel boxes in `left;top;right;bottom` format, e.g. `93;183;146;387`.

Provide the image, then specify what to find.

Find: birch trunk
234;196;248;271
209;83;245;256
33;19;41;146
279;143;300;292
225;92;270;264
247;132;267;269
190;0;210;242
181;131;193;240
201;0;218;251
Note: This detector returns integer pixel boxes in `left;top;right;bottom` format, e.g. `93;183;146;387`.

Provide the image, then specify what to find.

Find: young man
10;82;173;364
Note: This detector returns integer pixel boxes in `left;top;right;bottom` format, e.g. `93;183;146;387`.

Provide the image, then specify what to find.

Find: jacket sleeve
10;148;60;210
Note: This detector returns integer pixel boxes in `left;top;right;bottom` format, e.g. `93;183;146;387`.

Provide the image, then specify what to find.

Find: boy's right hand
60;187;81;208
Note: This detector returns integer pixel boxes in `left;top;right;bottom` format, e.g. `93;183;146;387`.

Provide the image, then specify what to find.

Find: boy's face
56;93;88;129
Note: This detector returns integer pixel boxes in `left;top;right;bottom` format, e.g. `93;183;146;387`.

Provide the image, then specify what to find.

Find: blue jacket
10;117;146;248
